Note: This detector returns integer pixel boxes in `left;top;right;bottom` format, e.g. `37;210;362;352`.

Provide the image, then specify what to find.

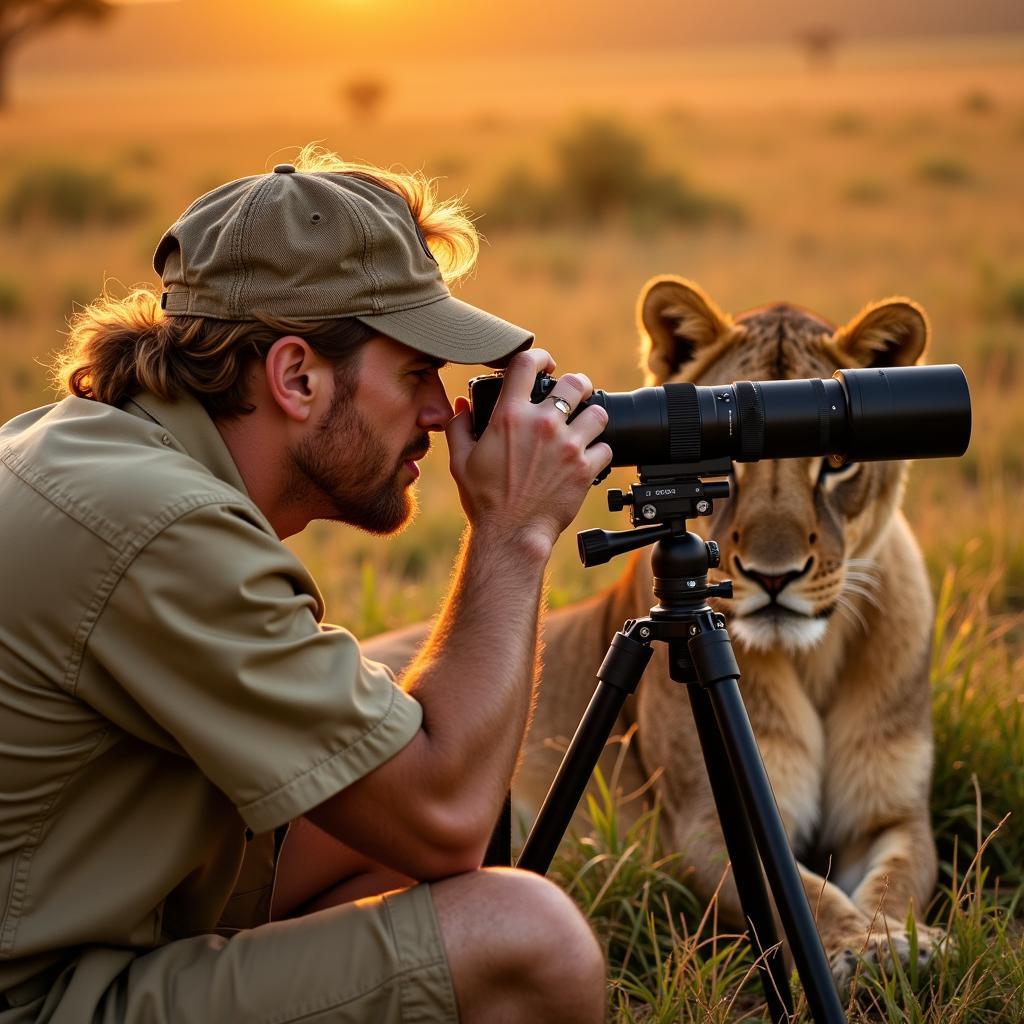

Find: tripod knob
706;540;721;568
607;489;633;512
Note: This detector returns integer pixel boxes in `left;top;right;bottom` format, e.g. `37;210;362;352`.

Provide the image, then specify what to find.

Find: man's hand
445;349;612;558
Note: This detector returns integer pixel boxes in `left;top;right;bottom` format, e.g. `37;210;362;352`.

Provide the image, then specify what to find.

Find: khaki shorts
5;884;458;1024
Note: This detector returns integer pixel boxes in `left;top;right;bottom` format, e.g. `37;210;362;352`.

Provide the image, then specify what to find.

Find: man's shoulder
0;396;264;552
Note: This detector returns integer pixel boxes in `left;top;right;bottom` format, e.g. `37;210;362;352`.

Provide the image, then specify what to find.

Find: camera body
469;371;559;439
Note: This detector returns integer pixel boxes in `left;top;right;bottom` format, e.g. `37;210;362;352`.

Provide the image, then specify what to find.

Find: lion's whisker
844;571;882;589
834;593;869;635
842;583;883;613
844;576;883;600
844;559;881;580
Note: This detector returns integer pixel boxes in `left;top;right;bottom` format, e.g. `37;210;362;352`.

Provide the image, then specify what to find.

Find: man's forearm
400;524;550;829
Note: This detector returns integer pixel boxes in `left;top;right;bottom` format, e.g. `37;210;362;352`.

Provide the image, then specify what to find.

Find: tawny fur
363;277;941;984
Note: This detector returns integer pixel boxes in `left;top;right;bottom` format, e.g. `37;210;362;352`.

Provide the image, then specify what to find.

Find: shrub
0;277;26;320
915;157;972;186
120;143;159;170
340;76;388;121
972;261;1024;324
11;363;35;395
485;117;744;232
827;110;867;134
843;178;888;204
4;163;152;229
1003;277;1024;321
553;117;651;225
963;90;995;115
485;164;560;228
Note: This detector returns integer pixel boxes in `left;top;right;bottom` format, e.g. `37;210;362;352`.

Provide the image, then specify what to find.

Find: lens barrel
590;365;970;466
835;365;972;461
469;364;971;467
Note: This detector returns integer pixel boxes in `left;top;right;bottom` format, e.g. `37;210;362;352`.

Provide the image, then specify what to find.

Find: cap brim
356;295;534;368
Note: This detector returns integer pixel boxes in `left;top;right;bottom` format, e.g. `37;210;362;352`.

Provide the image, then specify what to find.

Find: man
0;151;612;1022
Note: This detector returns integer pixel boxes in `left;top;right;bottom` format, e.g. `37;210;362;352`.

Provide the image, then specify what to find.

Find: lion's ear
830;298;930;368
638;276;733;384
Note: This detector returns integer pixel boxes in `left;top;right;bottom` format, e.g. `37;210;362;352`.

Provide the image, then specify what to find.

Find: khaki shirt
0;391;423;1002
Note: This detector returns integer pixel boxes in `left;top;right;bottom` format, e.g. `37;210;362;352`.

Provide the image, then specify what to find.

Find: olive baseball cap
153;163;534;366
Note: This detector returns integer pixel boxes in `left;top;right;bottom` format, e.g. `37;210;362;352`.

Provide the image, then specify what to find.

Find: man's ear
264;336;328;422
829;298;930;368
638;276;733;384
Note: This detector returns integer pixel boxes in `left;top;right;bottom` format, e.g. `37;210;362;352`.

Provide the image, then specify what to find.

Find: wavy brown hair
53;144;481;418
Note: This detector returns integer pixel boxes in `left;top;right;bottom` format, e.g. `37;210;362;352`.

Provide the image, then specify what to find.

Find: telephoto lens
468;365;971;467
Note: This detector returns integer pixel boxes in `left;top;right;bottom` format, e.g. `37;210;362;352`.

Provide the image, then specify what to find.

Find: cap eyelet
310;212;322;223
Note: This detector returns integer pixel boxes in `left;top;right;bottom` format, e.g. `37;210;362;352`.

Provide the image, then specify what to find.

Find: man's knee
432;868;605;1022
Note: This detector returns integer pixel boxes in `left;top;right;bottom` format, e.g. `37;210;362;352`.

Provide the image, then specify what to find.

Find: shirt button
161;433;172;446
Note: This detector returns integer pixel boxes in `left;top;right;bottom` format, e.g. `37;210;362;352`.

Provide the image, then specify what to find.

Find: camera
469;365;971;468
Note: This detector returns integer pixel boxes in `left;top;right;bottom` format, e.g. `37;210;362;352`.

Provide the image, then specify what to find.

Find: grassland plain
1;39;1022;1020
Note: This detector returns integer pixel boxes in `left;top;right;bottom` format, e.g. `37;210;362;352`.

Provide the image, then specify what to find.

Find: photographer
0;152;611;1023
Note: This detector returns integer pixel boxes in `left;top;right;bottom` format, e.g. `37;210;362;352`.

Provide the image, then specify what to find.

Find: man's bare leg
273;817;606;1024
432;868;606;1024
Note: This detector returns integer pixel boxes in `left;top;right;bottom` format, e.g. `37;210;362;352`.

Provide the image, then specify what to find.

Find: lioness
364;277;941;983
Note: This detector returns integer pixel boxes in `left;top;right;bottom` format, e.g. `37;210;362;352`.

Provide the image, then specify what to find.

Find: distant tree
340;76;388;122
0;0;114;110
797;26;840;72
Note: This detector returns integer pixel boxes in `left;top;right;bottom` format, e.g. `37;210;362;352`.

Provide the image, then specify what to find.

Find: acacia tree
0;0;114;111
341;76;388;122
797;26;840;72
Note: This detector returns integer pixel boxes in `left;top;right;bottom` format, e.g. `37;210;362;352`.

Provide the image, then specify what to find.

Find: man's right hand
444;348;612;558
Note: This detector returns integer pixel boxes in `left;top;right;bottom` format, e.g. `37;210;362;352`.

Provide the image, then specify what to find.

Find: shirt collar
122;391;250;498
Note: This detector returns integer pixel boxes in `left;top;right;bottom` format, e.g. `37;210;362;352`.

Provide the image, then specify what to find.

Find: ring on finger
549;396;573;419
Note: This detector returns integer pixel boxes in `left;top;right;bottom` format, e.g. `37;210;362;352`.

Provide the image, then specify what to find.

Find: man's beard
288;383;429;535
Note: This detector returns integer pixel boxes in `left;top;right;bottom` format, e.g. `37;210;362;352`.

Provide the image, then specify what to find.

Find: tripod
493;459;846;1024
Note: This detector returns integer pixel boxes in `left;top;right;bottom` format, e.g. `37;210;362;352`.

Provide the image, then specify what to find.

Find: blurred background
1;0;1021;629
4;6;1024;1012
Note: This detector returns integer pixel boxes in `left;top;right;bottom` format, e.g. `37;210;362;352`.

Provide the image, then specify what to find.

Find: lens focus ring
734;381;764;462
664;383;701;462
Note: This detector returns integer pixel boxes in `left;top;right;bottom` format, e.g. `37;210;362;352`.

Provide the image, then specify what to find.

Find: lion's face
638;278;930;654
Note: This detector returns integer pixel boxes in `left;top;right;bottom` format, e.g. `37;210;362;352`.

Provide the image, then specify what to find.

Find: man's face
289;335;454;534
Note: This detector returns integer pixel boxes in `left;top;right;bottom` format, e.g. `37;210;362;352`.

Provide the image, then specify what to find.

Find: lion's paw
828;921;947;992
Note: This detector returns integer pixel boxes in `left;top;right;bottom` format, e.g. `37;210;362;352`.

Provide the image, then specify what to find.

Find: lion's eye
817;456;860;488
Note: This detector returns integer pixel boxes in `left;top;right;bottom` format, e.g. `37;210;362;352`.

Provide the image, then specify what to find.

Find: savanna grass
547;734;699;982
931;568;1024;898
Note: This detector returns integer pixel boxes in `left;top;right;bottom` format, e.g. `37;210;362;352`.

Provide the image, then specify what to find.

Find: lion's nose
735;557;813;598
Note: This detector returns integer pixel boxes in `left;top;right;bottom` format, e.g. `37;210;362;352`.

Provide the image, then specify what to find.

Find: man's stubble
289;374;429;535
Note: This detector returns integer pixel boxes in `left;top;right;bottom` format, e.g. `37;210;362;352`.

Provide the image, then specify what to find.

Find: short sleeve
81;501;423;833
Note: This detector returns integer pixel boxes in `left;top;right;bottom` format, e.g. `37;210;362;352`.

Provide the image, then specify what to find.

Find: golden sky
15;0;1024;73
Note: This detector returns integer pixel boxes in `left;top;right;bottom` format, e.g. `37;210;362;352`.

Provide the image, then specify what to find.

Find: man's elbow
407;800;495;880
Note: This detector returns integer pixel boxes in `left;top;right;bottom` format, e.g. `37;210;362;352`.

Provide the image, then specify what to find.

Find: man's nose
419;380;455;431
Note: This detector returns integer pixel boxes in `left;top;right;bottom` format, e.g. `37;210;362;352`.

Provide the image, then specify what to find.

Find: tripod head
578;456;734;568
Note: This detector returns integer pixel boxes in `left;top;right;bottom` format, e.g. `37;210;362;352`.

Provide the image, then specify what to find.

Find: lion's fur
362;278;940;981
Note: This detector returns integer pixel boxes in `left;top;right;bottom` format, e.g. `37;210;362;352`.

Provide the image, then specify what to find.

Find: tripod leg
684;674;794;1024
484;794;513;867
518;628;653;875
690;627;846;1024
